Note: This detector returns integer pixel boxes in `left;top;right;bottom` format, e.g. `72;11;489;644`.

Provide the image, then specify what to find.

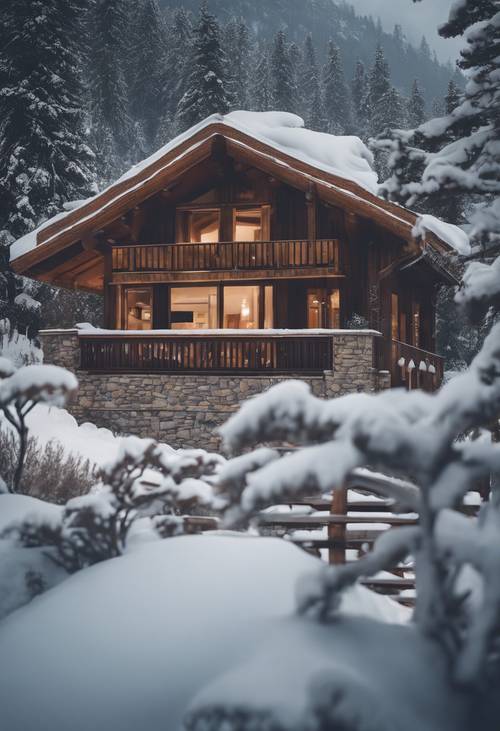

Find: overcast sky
348;0;464;63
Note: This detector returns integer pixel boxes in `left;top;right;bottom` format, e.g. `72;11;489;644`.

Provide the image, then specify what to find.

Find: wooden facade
11;120;455;388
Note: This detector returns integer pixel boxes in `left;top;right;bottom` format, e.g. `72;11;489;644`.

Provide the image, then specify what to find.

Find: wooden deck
111;239;340;274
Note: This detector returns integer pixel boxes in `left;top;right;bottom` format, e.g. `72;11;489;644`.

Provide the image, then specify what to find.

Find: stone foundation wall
40;329;390;450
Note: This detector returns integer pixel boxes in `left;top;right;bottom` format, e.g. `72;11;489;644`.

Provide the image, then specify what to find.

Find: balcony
79;331;333;374
111;239;340;275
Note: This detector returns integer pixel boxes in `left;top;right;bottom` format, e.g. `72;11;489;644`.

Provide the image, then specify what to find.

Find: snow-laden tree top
10;110;470;261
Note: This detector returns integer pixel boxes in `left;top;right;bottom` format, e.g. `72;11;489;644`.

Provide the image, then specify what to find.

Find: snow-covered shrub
0;431;95;503
212;254;500;727
5;438;225;573
0;360;78;491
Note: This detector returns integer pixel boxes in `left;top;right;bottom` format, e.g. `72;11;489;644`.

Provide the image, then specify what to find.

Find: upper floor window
233;207;263;242
189;209;220;242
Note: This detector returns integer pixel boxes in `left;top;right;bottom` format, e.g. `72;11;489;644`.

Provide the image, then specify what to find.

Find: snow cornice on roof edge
10;111;470;268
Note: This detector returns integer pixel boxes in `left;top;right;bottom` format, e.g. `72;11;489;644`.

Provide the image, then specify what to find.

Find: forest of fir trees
0;0;466;359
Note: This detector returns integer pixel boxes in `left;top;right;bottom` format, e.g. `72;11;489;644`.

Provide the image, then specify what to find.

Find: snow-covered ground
0;519;412;731
0;403;174;467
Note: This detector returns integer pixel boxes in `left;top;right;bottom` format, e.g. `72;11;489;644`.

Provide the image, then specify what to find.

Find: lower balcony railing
79;332;333;374
111;239;340;274
381;339;444;391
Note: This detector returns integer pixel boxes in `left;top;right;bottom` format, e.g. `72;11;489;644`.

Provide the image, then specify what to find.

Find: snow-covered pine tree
322;41;352;135
88;0;133;182
270;30;296;114
175;1;229;133
351;59;368;136
415;0;500;254
251;46;271;112
160;7;193;135
298;34;325;132
223;18;250;111
366;44;392;137
444;79;461;114
0;0;96;241
407;79;426;127
128;0;168;157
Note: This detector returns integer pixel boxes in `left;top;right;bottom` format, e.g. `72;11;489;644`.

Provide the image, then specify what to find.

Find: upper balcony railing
111;239;340;274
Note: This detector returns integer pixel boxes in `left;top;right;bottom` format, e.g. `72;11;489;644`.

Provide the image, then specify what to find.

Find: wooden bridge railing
111;239;340;273
79;332;333;374
376;338;444;391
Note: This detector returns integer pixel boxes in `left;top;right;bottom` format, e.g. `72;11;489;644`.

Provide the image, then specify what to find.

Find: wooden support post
329;485;348;565
306;183;317;243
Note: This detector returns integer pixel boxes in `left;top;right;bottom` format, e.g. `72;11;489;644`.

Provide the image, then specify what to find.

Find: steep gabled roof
10;111;470;274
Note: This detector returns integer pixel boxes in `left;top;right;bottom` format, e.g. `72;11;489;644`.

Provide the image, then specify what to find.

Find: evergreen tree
299;35;325;131
407;79;426;128
162;8;193;122
251;47;271;112
444;79;461;114
175;1;229;132
366;44;391;137
270;30;296;113
224;18;250;110
393;24;404;49
351;60;368;136
419;35;431;59
0;0;96;242
323;41;352;135
88;0;133;182
128;0;168;156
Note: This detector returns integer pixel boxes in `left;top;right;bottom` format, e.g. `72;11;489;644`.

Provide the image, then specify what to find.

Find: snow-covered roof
10;111;470;265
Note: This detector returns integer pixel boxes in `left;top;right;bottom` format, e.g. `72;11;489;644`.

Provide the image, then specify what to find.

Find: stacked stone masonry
40;330;390;450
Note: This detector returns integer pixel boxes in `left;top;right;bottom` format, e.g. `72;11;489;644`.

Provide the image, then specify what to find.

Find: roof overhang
10;119;460;282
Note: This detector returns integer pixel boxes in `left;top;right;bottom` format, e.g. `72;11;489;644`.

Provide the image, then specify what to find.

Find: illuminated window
329;289;340;328
233;208;263;242
170;287;218;329
307;288;340;328
126;288;152;330
391;293;399;340
264;285;274;328
223;286;260;329
178;209;220;243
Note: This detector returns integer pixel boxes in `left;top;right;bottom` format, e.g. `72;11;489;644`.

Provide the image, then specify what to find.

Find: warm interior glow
224;286;260;329
233;208;263;242
126;288;153;330
188;210;220;243
307;288;341;328
170;287;218;329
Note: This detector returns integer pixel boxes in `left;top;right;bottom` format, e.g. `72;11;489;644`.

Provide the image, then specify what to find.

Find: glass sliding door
170;286;218;329
223;285;260;329
307;287;341;328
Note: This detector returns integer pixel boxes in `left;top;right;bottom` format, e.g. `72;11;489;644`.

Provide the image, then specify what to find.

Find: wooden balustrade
377;339;444;391
111;239;340;274
79;333;333;374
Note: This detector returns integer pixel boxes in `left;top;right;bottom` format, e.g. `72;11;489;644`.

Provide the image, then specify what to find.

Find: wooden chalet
11;113;461;389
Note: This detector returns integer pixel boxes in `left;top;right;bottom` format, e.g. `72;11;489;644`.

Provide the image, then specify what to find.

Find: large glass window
223;286;260;329
233;208;263;242
126;288;152;330
170;287;218;329
179;209;220;243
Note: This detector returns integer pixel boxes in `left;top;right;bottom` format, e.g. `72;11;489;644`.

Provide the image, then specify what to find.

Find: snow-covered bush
5;437;225;573
211;254;500;727
0;430;95;503
0;360;77;491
